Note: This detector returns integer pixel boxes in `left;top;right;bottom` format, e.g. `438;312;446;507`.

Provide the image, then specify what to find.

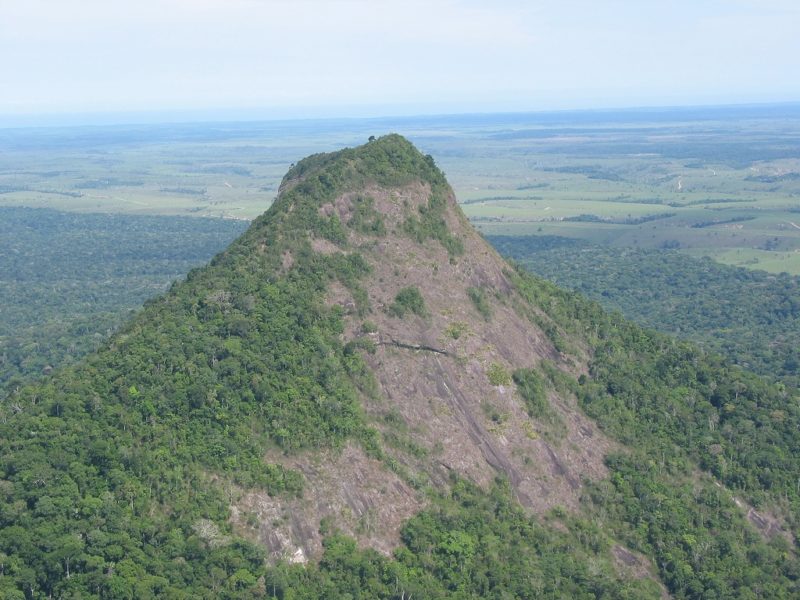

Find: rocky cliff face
229;135;615;562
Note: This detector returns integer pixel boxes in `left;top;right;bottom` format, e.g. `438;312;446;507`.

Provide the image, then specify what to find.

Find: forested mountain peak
4;135;800;598
187;133;613;560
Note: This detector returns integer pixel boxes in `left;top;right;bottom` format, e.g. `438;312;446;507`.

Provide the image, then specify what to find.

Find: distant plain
2;104;799;273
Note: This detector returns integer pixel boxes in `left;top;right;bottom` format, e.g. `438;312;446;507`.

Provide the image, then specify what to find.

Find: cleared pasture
1;105;799;272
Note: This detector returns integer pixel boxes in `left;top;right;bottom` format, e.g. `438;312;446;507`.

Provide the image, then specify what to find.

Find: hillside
2;135;800;598
489;236;800;388
0;208;247;389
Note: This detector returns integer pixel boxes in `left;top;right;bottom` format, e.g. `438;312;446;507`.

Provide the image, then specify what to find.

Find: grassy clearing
685;247;800;275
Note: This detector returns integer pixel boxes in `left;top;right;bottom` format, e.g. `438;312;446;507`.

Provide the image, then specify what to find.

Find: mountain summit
3;135;800;598
228;134;611;558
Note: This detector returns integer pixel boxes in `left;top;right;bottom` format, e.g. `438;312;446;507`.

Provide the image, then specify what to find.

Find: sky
2;0;799;124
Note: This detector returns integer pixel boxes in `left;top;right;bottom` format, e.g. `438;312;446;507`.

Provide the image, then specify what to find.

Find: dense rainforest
490;235;800;389
0;207;247;389
1;137;800;598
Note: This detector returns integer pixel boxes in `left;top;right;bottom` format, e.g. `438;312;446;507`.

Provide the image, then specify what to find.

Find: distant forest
4;209;799;398
0;207;247;390
489;235;800;388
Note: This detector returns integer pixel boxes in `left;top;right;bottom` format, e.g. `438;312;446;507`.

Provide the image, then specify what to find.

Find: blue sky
2;0;799;122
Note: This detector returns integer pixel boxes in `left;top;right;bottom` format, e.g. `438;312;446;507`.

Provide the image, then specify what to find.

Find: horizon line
2;99;800;132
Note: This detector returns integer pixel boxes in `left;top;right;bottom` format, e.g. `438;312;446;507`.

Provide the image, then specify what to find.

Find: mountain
2;134;800;598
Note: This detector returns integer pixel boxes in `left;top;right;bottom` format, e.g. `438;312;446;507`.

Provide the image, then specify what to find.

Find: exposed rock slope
238;135;615;561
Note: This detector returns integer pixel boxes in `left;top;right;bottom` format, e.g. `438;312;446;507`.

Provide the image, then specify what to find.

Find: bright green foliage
264;478;661;599
588;455;799;599
397;479;662;598
467;286;492;320
402;192;465;258
360;320;378;333
348;195;386;236
444;321;469;339
581;324;800;518
389;286;427;318
512;368;548;417
283;134;447;196
486;362;511;386
512;367;565;437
